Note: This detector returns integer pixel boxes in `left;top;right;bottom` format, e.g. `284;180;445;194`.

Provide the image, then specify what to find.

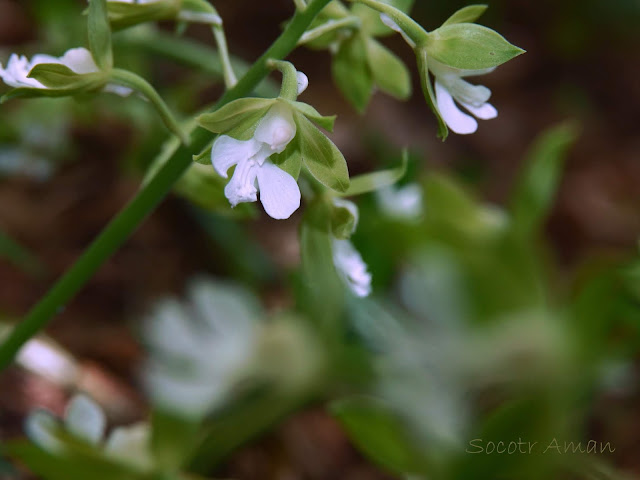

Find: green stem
293;0;307;11
298;16;361;45
109;68;190;145
211;25;238;88
346;0;428;45
0;0;334;371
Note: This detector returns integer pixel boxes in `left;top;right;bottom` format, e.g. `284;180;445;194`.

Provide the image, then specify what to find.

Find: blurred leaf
331;396;424;475
150;411;199;472
365;38;412;100
441;4;488;27
341;150;408;196
295;113;350;192
88;0;113;70
332;34;373;113
426;24;525;70
510;122;578;236
0;229;45;277
331;203;358;240
300;199;344;329
107;0;179;30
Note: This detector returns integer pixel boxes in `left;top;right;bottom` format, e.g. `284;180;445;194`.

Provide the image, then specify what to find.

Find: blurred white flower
143;279;260;418
376;183;423;220
0;48;131;96
25;393;152;470
331;199;372;298
429;59;497;135
212;103;301;219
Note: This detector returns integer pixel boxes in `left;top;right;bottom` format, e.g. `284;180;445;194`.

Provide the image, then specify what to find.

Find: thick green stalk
0;0;334;370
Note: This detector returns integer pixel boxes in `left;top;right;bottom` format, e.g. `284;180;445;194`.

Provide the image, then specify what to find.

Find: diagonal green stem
346;0;428;44
0;0;334;371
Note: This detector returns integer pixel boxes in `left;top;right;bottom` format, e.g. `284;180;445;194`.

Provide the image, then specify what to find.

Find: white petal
103;83;134;97
435;81;478;135
256;161;301;220
25;410;64;453
59;48;99;74
0;54;44;88
30;54;59;67
253;103;296;154
332;239;372;297
64;394;106;445
296;71;309;95
224;158;259;206
445;76;491;107
211;136;261;178
105;423;153;471
460;100;498;120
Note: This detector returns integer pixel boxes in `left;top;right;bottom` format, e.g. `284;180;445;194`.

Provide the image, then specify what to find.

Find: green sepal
87;0;113;70
332;33;373;113
197;98;275;140
416;48;448;140
331;203;358;240
283;99;336;131
441;4;488;27
426;23;525;70
193;144;213;165
340;150;408;196
331;396;426;475
365;38;411;100
271;137;303;180
352;0;415;37
106;0;181;30
294;112;350;192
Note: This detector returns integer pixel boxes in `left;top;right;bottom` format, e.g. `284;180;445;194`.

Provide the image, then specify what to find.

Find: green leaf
193;143;213;165
352;0;415;37
300;199;345;327
509;123;578;236
332;34;373;113
365;38;411;100
416;48;448;140
283;99;336;131
441;4;488;27
331;396;424;475
295;113;350;192
27;64;107;91
426;23;525;70
87;0;113;70
150;411;199;472
197;98;275;140
341;149;408;196
106;0;180;30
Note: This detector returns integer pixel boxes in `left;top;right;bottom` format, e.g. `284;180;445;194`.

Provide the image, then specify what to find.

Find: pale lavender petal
435;81;478;135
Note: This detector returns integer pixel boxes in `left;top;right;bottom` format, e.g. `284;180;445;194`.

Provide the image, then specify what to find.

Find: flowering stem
346;0;428;45
267;59;298;100
298;16;361;45
109;68;190;145
0;0;335;371
211;25;238;88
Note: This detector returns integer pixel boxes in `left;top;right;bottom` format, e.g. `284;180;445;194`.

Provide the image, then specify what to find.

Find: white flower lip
211;104;301;220
429;59;498;135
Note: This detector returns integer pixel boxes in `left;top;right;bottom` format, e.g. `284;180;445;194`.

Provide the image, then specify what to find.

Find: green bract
425;23;525;70
105;0;181;30
302;0;414;112
88;0;113;69
197;97;349;192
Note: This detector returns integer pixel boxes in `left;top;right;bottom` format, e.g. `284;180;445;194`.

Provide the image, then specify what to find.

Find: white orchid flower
330;199;372;298
211;103;301;220
429;59;497;135
0;47;131;96
376;183;424;220
25;394;153;470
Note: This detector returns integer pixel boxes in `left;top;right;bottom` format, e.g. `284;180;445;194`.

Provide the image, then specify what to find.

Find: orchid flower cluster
0;1;530;479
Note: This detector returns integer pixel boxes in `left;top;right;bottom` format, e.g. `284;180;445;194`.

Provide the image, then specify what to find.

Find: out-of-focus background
1;0;639;479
